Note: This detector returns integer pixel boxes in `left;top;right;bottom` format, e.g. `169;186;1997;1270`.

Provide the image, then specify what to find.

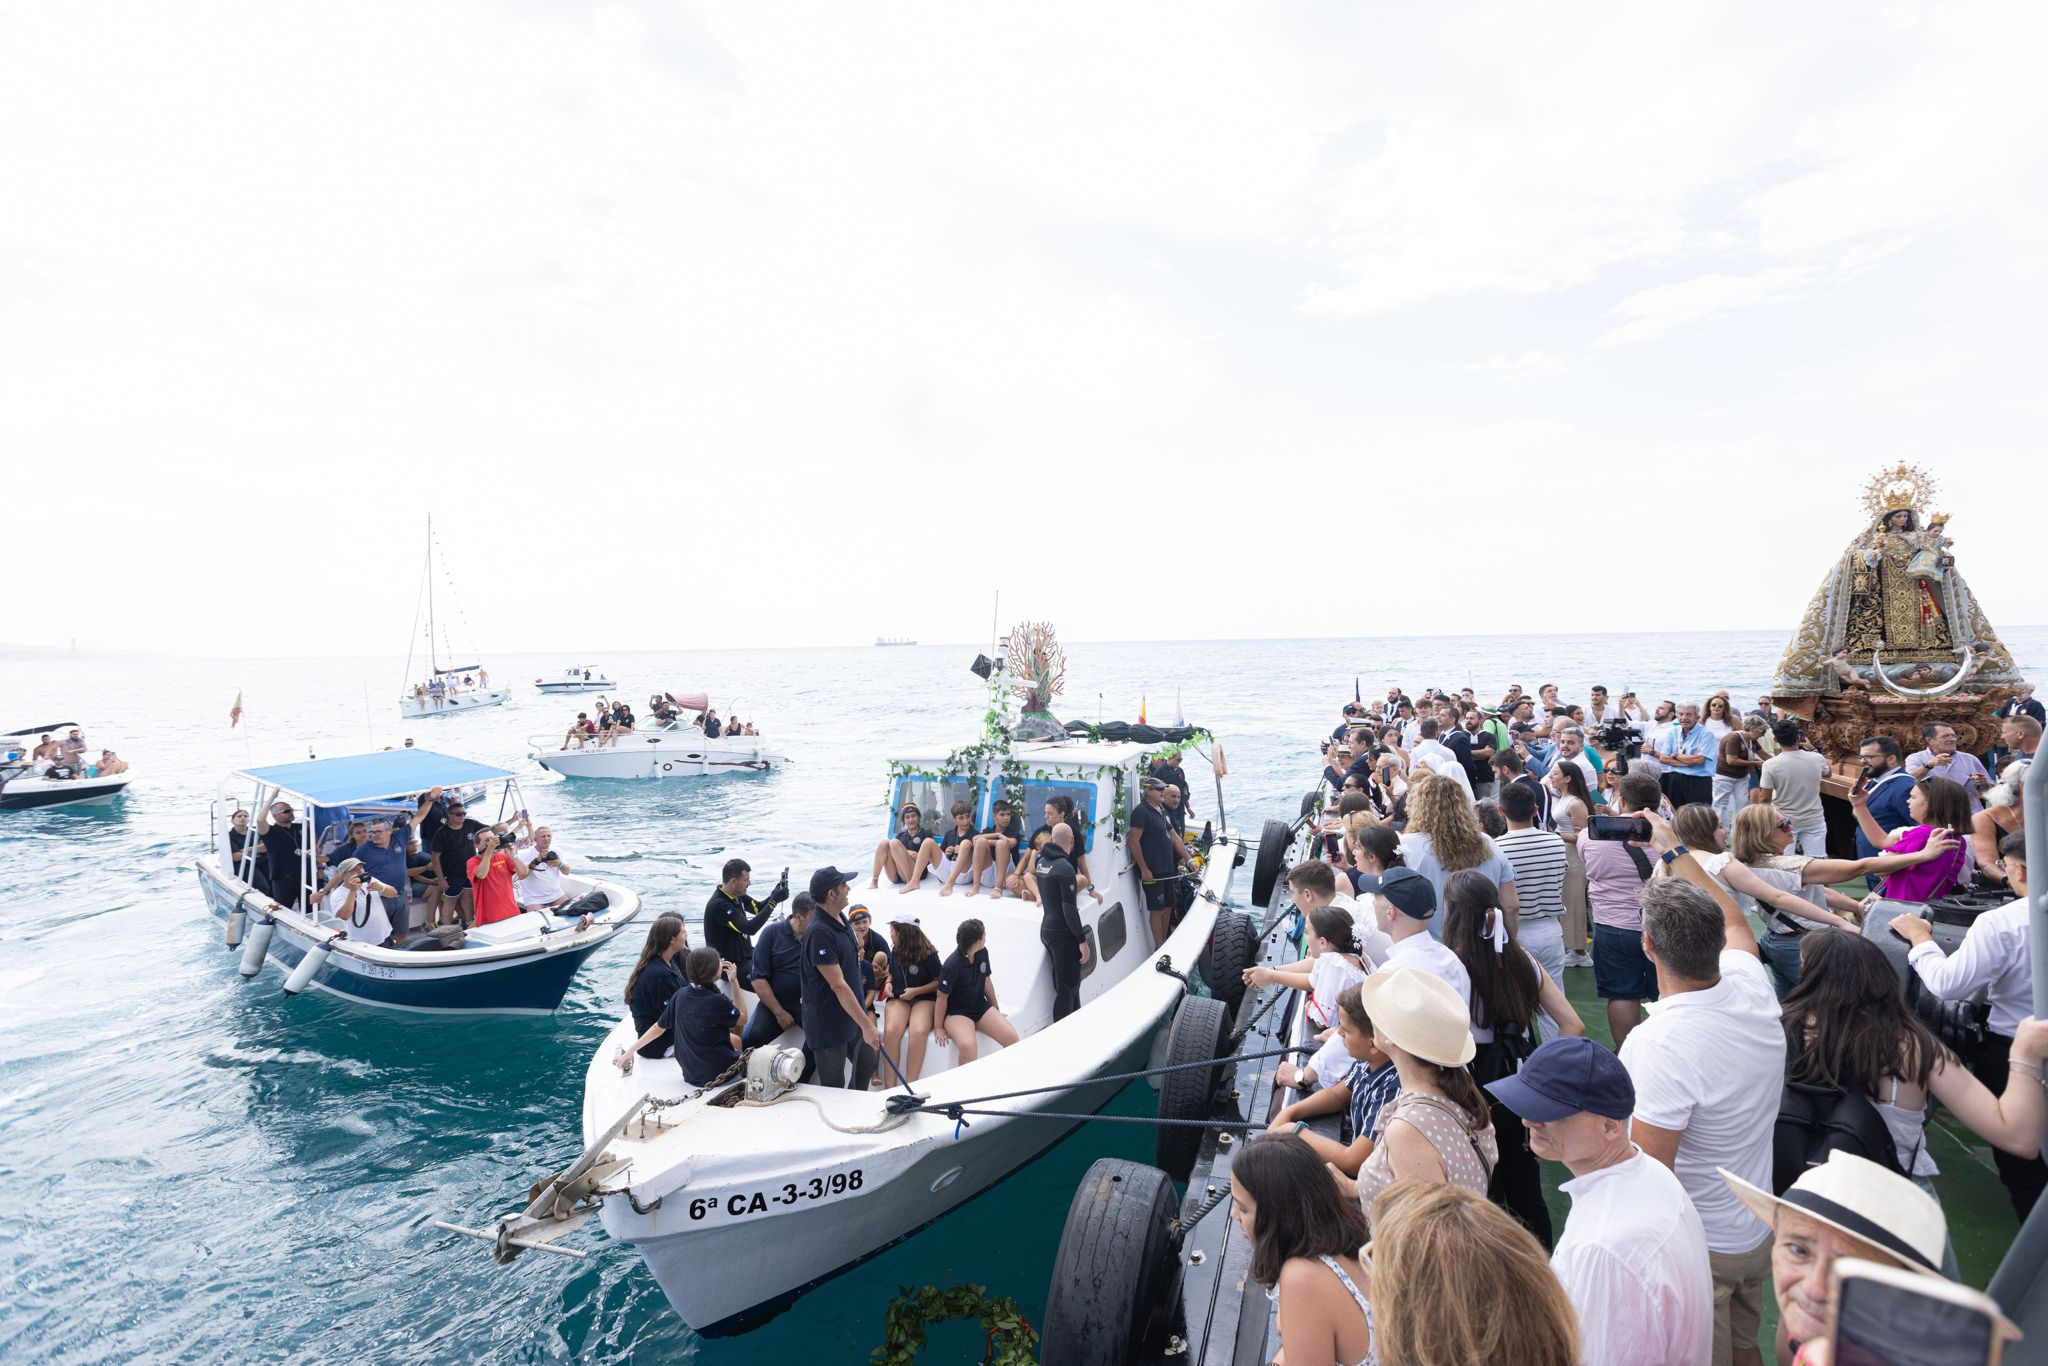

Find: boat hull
400;689;510;718
535;682;614;693
534;739;784;779
604;1031;1160;1336
196;861;629;1015
0;775;130;810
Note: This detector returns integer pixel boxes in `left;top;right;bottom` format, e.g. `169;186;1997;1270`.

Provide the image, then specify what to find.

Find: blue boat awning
234;750;515;805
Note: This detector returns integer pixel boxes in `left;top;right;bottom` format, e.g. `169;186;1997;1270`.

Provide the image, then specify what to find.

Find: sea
4;629;2044;1363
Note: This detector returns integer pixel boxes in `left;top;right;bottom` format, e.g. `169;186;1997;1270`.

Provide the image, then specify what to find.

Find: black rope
1171;1184;1236;1237
882;1044;1309;1116
938;1105;1265;1132
1226;981;1292;1049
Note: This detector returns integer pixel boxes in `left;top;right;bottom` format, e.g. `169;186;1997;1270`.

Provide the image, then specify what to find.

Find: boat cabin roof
3;721;82;738
890;737;1166;773
234;749;515;804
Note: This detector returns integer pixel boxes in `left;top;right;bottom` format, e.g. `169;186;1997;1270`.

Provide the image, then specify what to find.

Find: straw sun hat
1358;968;1475;1067
1720;1151;1948;1278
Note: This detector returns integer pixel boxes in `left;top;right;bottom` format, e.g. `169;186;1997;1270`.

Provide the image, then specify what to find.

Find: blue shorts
1593;923;1659;1003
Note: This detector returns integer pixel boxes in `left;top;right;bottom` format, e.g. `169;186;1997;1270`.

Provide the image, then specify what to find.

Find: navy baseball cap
1485;1036;1635;1122
1353;865;1436;919
808;867;859;900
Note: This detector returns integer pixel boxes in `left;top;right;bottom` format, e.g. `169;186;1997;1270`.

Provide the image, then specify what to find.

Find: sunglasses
1775;819;1795;833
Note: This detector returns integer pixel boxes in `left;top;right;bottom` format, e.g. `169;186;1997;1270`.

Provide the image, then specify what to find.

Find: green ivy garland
884;673;1213;846
872;1282;1038;1366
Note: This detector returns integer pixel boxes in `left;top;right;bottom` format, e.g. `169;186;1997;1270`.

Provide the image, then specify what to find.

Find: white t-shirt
1554;1147;1714;1366
1375;932;1473;1009
1618;950;1784;1254
1758;749;1830;829
322;883;392;946
517;847;567;905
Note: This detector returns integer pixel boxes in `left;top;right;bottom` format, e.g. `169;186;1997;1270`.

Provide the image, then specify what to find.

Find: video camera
1594;719;1644;774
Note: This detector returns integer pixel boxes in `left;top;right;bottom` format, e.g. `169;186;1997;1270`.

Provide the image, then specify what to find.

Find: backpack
1773;1079;1907;1194
1470;1018;1539;1088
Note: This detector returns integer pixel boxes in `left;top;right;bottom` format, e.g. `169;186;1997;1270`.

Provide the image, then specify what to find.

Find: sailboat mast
426;515;438;674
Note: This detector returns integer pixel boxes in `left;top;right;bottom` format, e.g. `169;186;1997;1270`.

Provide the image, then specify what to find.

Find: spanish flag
1138;695;1147;724
230;691;243;728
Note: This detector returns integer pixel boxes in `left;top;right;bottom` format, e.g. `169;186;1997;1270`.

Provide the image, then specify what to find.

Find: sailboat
400;518;509;719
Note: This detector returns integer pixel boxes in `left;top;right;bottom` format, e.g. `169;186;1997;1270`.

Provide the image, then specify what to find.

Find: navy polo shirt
800;910;864;1048
661;983;739;1085
751;917;806;1007
353;838;408;892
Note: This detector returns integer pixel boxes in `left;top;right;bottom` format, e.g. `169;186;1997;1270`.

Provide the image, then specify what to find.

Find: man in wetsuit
1035;823;1090;1021
703;858;789;981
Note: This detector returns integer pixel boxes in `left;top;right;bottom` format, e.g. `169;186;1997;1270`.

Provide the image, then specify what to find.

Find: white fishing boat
535;667;617;694
195;748;641;1014
0;722;132;811
452;714;1253;1333
399;516;508;719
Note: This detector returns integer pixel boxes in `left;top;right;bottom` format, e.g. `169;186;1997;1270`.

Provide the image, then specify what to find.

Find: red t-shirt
468;850;521;925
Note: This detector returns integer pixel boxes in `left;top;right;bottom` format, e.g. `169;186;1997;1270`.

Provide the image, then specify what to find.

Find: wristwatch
1293;1121;1307;1135
1660;844;1690;866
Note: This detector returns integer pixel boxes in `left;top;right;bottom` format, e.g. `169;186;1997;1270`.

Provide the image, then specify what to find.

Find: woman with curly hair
1397;770;1519;934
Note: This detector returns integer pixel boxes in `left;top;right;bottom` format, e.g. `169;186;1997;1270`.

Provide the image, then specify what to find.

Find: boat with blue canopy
195;747;641;1015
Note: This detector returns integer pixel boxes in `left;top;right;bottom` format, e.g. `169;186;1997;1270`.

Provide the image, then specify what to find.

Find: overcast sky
4;2;2044;658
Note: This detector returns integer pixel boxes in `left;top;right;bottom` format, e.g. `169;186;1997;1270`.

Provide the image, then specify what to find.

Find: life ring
1154;994;1232;1181
1041;1158;1180;1365
661;762;672;772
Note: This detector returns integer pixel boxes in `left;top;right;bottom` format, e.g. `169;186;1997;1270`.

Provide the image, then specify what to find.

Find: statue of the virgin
1774;463;2021;699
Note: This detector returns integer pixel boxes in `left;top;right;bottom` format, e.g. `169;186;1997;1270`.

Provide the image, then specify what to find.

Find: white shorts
935;855;958;881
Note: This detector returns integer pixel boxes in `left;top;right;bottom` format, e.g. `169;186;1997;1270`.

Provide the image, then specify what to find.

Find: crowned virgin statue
1774;463;2021;700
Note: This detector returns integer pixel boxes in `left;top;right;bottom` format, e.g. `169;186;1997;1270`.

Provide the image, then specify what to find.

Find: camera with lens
1594;720;1644;774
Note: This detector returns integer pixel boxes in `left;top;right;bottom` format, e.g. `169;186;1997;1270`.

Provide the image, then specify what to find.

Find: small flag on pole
230;691;243;728
1138;694;1147;725
1172;689;1185;728
1354;676;1361;705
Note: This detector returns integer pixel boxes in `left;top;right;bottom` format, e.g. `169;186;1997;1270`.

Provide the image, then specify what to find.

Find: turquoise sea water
4;629;2044;1363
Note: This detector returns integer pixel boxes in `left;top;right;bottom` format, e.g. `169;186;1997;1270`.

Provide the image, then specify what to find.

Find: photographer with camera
514;826;575;913
1893;832;2048;1221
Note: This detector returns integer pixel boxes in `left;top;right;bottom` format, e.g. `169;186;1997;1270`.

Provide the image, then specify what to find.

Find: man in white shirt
1406;717;1474;799
1893;831;2045;1220
1359;866;1470;1007
1755;720;1831;856
1488;1036;1712;1366
516;826;574;910
1553;724;1601;790
319;857;397;947
1288;858;1394;966
1617;836;1780;1366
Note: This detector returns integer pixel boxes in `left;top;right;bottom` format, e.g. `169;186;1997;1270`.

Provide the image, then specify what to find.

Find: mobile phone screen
1832;1274;1995;1366
1586;814;1649;843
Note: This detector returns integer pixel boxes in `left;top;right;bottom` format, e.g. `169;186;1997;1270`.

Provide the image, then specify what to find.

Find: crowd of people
230;783;589;946
559;697;759;749
408;669;491;708
1235;678;2046;1364
3;726;126;780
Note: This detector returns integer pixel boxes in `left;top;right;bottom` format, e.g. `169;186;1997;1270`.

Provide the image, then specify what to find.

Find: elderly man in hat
1489;1036;1712;1366
1721;1153;1988;1366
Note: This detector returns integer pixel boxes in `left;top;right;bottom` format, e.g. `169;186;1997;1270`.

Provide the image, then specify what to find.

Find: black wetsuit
1036;848;1084;1021
704;879;786;980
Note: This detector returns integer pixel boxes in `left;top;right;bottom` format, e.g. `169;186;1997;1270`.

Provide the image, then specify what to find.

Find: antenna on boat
989;590;999;661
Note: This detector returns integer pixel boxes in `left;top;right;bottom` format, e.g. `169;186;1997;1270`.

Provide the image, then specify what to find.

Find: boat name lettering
687;1168;864;1221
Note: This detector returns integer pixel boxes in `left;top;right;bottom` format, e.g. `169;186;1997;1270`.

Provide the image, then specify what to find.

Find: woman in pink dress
1849;774;1974;901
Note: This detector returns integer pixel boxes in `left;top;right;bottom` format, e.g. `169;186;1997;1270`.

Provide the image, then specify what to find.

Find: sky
3;1;2045;658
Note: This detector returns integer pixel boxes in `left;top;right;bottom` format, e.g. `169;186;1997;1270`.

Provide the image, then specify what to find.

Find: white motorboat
196;748;641;1014
0;722;132;811
530;718;786;779
451;720;1248;1334
398;516;508;718
535;667;617;694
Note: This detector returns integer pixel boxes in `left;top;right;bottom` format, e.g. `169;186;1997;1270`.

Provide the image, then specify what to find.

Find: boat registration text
685;1168;865;1222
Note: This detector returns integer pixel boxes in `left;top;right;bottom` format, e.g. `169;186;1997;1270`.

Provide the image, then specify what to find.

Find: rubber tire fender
1153;994;1232;1182
1041;1158;1180;1366
1299;787;1322;821
1248;818;1294;911
1198;909;1255;1013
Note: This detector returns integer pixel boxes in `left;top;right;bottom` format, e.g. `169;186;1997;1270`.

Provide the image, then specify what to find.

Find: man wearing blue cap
801;867;881;1088
1488;1036;1712;1366
1358;865;1470;1008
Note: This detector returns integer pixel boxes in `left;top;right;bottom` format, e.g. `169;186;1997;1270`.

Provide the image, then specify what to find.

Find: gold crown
1860;462;1939;520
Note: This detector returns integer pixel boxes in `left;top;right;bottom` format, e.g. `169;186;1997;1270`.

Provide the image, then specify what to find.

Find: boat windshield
998;777;1102;852
886;774;981;833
